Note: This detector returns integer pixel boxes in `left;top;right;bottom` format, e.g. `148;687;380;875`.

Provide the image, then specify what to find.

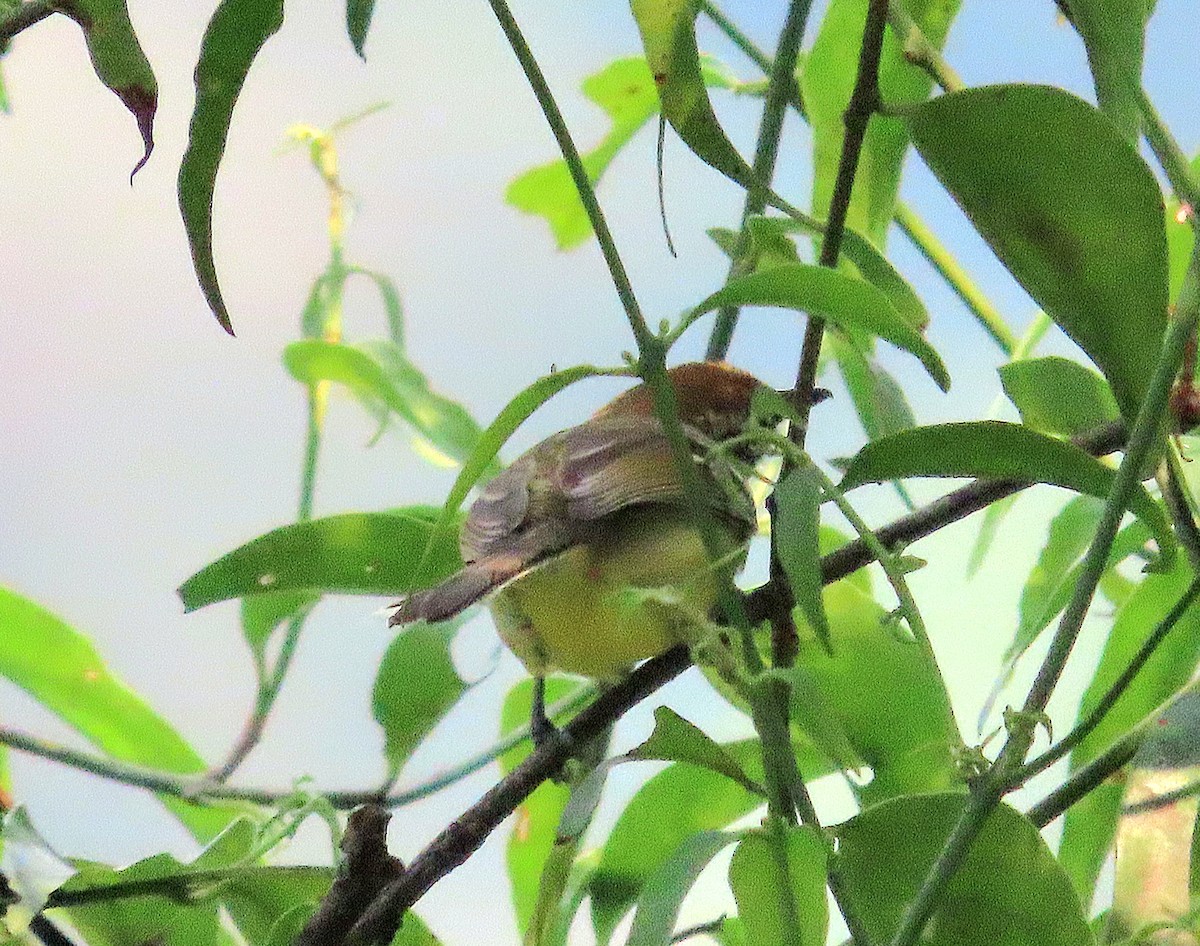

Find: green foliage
178;0;286;334
840;421;1175;568
8;2;1200;945
837;794;1093;945
178;508;465;610
907;85;1168;423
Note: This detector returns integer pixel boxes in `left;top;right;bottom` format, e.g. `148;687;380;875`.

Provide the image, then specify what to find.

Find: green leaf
220;867;332;945
728;827;828;946
839;421;1175;570
907;85;1168;422
628;707;763;796
0;587;233;841
240;591;320;670
373;621;469;781
837;793;1093;945
349;267;405;346
743;216;930;330
774;468;831;652
500;678;576;938
625;830;740;946
589;741;767;944
1000;356;1120;437
966;494;1019;577
54;0;157;176
507;56;735;249
805;0;963;244
346;0;375;58
1066;0;1149;141
1060;557;1200;904
790;582;959;804
690;264;950;391
1013;496;1107;662
1;809;76;930
629;0;755;190
355;340;489;469
177;508;463;611
179;0;286;334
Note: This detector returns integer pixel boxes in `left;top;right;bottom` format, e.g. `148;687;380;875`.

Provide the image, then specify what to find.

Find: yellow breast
488;505;744;680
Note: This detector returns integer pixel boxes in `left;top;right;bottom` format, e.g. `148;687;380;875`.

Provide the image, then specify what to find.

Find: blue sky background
2;1;1198;942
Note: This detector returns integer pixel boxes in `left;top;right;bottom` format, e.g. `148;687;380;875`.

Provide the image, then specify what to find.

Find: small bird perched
389;362;768;737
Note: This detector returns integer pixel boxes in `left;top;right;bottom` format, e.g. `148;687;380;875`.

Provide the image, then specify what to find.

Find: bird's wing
558;415;756;534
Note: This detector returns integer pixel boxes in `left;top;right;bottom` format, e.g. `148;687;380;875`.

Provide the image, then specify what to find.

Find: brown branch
790;0;890;449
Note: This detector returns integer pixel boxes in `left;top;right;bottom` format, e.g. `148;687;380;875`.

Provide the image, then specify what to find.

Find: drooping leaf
728;827;828;946
285;339;489;470
1065;0;1149;142
627;707;763;796
837;793;1092;945
804;0;963;244
690;264;950;391
773;468;831;651
1060;558;1200;904
840;421;1175;569
0;587;233;841
179;0;286;334
346;0;376;58
907;85;1168;422
589;741;770;944
629;0;755;189
349;266;405;346
55;0;157;176
178;508;464;611
999;356;1120;437
373;620;469;781
625;830;741;946
507;56;736;249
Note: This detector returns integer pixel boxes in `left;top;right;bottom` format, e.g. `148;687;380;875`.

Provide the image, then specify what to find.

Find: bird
389;362;769;740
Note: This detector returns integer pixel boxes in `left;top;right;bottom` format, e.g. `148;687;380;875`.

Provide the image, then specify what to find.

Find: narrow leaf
629;0;756;189
625;830;740;946
0;588;232;841
839;421;1175;569
56;0;157;176
1066;0;1149;141
1060;559;1200;903
346;0;376;58
907;85;1168;421
804;0;963;244
691;264;950;391
179;0;286;334
178;508;464;611
774;468;831;652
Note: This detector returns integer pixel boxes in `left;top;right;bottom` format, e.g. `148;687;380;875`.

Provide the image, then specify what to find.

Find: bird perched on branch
390;362;773;739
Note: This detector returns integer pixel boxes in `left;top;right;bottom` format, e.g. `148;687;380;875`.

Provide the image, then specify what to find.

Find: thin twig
790;0;889;449
1027;734;1140;828
885;2;964;93
1014;575;1200;782
704;0;813;360
0;1;53;43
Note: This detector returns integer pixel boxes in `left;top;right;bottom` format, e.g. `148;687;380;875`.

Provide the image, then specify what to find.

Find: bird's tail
388;554;527;627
